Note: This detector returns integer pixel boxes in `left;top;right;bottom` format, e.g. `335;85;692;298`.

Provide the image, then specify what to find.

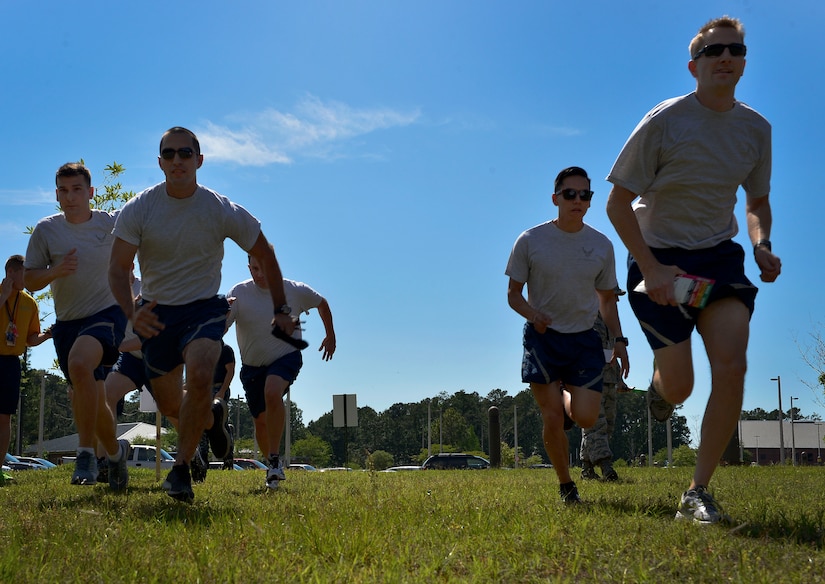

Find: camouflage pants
580;381;617;464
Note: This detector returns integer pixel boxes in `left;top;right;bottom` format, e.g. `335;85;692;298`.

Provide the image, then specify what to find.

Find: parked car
126;445;176;469
421;453;490;470
319;467;352;472
381;465;423;472
4;453;47;470
15;456;57;469
288;463;317;471
208;461;243;470
234;458;268;470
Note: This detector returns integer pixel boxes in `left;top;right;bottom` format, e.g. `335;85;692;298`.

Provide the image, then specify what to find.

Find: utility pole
771;377;785;465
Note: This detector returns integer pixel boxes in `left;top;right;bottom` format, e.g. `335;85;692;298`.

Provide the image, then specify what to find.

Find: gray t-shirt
227;278;323;367
113;183;261;305
505;221;617;333
24;210;118;321
607;92;771;250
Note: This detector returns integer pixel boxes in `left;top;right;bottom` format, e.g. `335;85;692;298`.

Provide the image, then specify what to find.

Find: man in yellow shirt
1;255;51;480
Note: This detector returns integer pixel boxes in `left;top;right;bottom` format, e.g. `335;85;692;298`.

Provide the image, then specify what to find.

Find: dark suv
421;453;490;470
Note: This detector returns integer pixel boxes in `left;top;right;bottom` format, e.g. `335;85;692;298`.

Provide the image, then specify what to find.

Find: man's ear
687;59;698;79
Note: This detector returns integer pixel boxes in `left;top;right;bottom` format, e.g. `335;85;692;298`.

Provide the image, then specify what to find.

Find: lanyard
5;291;19;324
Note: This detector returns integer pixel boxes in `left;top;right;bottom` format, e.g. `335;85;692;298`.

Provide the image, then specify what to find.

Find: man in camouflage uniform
581;286;629;481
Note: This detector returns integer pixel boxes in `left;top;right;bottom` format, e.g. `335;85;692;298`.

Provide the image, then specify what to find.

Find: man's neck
64;209;93;225
695;87;736;112
165;183;198;199
553;217;585;234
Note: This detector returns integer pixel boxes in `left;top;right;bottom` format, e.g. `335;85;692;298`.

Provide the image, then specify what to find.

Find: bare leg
0;414;10;459
693;297;749;488
174;338;221;466
67;336;105;451
264;375;290;459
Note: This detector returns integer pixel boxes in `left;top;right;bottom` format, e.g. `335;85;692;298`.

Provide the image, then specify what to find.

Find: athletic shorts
112;352;149;390
0;355;22;415
521;323;604;392
240;351;303;418
52;305;126;383
627;240;757;350
140;295;229;379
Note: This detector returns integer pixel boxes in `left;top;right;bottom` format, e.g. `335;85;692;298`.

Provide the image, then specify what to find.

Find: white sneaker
266;461;286;490
675;486;725;524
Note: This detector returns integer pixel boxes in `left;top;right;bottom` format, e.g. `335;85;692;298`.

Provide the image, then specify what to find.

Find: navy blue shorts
627;240;757;350
52;305;126;383
0;355;22;415
521;324;604;392
140;296;229;379
240;351;303;418
112;352;149;389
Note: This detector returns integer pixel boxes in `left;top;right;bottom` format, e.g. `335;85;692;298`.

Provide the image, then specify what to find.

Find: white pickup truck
125;444;175;469
62;444;175;469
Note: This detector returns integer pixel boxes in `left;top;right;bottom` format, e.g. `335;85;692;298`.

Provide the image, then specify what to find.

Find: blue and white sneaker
71;451;98;486
108;439;130;491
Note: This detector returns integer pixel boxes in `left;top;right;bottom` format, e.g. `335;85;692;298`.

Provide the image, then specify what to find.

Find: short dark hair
689;16;745;58
160;126;201;156
5;254;24;272
55;162;92;188
554;166;590;192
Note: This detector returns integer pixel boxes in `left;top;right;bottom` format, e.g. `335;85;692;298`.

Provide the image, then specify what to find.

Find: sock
108;442;125;463
269;455;280;468
78;447;95;456
559;481;576;493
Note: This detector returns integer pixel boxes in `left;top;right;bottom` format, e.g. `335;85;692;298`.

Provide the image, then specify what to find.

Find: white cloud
198;95;421;166
0;188;56;207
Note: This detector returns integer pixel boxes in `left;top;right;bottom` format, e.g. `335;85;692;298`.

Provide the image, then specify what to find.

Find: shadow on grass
591;498;824;549
32;480;277;525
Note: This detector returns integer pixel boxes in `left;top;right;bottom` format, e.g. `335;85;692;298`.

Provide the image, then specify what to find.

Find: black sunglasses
557;188;594;201
160;147;196;160
692;42;746;60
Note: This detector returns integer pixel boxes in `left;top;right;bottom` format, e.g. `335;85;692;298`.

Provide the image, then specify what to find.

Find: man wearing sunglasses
607;16;781;524
108;127;295;503
507;166;629;504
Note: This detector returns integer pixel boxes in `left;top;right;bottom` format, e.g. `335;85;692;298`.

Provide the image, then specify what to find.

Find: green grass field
1;465;823;583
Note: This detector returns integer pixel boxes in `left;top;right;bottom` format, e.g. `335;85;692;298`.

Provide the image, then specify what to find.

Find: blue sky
3;1;823;444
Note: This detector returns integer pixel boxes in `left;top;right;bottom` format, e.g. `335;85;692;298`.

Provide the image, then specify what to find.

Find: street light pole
771;377;785;465
790;396;797;466
755;435;760;465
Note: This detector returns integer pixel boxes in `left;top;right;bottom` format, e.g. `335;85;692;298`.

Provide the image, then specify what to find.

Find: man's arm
109;237;165;338
315;297;336;361
596;288;629;377
746;194;781;283
606;185;683;306
215;361;234;401
24;248;78;292
108;238;139;322
247;232;295;335
507;278;551;333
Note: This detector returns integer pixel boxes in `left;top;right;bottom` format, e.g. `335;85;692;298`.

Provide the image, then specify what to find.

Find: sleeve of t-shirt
743;123;772;198
606;113;663;197
26;298;41;337
504;232;529;283
594;241;618;291
291;281;324;313
112;196;142;246
223;199;261;252
23;223;50;269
